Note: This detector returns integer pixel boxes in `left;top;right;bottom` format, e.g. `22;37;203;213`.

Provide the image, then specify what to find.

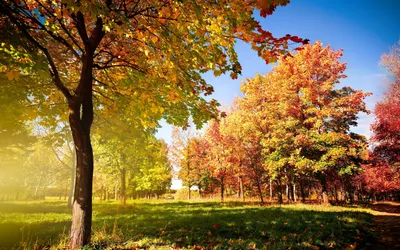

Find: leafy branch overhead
0;0;304;129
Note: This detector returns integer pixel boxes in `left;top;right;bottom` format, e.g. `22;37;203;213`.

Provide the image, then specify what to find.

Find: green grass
0;200;376;249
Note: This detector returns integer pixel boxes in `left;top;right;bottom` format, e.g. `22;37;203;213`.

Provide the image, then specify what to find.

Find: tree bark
269;179;273;202
256;176;264;204
276;179;283;204
69;49;96;249
220;176;224;203
120;168;126;205
68;151;76;208
293;184;297;202
300;178;306;203
238;176;244;201
318;174;329;205
69;108;94;249
188;183;191;200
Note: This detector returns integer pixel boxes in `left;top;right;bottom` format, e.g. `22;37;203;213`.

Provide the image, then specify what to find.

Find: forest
0;0;399;249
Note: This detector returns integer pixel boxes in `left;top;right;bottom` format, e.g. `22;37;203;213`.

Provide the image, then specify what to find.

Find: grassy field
0;199;377;249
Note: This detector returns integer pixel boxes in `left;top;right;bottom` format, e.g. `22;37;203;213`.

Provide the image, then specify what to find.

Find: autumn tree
131;138;172;199
203;119;236;202
220;105;265;203
240;42;370;204
0;0;303;247
170;126;198;200
372;40;400;169
365;40;400;201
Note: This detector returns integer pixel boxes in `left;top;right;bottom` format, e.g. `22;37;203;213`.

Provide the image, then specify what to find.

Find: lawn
0;200;376;249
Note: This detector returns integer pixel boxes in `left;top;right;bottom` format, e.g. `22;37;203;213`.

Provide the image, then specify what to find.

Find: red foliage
360;162;400;194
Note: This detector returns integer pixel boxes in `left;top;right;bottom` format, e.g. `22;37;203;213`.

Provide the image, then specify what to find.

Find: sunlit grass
0;199;377;249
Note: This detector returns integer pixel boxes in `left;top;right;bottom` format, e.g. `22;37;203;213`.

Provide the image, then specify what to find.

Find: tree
131;138;172;199
372;40;400;169
240;41;370;204
220;105;265;203
170;126;197;200
0;0;302;247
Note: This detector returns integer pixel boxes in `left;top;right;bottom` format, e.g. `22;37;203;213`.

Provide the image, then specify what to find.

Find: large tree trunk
69;50;96;249
69;121;94;249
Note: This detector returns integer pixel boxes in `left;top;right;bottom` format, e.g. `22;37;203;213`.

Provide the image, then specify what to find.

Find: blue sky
157;0;400;146
158;0;399;189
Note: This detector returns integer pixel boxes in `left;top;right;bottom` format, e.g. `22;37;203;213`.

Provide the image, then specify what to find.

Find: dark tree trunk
188;183;191;200
120;168;126;205
237;176;241;198
198;185;202;198
256;175;264;204
300;178;306;203
69;114;94;249
269;179;273;202
220;176;224;203
276;180;283;204
69;49;96;249
318;174;329;205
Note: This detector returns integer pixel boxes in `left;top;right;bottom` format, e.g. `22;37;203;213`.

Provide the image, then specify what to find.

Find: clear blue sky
157;0;399;145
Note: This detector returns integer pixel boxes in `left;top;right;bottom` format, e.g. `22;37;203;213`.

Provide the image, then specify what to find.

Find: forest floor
0;199;398;250
363;202;400;250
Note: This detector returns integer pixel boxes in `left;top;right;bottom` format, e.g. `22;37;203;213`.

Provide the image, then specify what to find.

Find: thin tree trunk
34;171;44;200
237;176;241;199
120;168;126;205
256;176;264;204
276;179;283;204
319;174;329;205
269;179;273;202
220;176;224;203
300;178;306;203
238;176;244;201
286;184;289;203
188;183;191;200
293;184;297;202
68;151;76;208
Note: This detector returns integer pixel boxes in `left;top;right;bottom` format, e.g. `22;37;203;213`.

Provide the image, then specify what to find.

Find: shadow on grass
93;202;375;249
0;201;376;250
367;202;400;214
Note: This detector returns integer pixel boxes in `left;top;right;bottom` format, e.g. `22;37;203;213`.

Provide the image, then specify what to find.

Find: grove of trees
173;41;400;205
0;0;305;248
1;0;399;249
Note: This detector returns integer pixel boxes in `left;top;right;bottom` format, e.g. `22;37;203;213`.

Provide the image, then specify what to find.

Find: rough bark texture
68;17;104;248
69;48;97;249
